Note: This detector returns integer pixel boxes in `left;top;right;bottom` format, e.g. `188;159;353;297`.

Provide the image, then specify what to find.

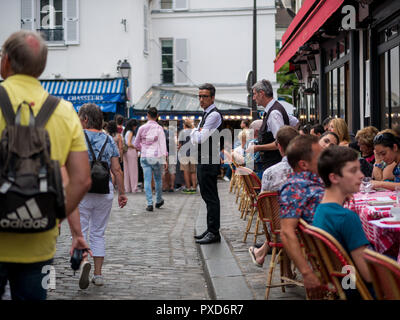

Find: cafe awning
274;0;344;72
40;78;125;113
132;86;251;120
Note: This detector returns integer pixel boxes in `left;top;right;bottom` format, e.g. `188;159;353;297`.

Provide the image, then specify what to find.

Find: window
159;0;188;10
380;46;400;128
378;20;400;129
324;34;350;122
161;39;173;84
21;0;79;45
160;0;172;9
326;64;349;119
39;0;63;41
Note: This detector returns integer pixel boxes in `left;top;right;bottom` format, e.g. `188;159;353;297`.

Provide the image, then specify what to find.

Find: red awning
274;0;344;73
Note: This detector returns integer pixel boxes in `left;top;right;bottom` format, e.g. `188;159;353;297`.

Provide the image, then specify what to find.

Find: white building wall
0;0;277;106
150;0;276;104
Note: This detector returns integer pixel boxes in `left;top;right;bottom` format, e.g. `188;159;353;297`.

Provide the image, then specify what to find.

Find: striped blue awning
40;78;125;113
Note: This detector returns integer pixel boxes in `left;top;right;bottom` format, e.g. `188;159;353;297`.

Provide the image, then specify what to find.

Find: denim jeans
140;157;163;206
220;163;232;179
0;259;53;300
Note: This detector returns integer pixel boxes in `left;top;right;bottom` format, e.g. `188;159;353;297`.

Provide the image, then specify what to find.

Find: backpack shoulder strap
84;130;97;162
97;135;109;161
35;94;60;128
0;86;15;126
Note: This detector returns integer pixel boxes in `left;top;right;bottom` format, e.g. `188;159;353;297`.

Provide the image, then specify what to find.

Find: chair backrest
298;219;334;298
302;222;373;300
256;192;281;233
363;248;400;300
236;166;260;199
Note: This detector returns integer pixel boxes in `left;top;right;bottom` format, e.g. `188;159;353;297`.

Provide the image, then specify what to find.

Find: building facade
275;0;400;133
0;0;279;121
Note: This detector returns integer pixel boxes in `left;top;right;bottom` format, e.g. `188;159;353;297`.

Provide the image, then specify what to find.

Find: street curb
195;201;254;300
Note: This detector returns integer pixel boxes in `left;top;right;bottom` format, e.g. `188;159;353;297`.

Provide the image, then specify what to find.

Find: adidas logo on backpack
0;198;49;230
0;86;66;233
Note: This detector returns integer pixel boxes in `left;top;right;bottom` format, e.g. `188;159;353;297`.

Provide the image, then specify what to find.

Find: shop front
40;78;127;120
274;0;400;132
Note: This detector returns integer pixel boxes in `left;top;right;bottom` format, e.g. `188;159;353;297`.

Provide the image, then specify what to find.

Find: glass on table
361;177;373;193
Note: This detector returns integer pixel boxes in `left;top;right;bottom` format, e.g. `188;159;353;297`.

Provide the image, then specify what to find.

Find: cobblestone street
47;188;210;300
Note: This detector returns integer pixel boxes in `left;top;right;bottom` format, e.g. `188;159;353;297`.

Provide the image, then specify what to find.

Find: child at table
313;145;375;299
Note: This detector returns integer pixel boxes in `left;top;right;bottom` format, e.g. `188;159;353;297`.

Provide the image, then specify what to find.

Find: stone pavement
216;180;306;300
3;179;306;300
46;188;210;300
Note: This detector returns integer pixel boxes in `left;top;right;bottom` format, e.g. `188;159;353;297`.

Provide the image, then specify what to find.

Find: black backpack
84;131;110;194
0;86;65;233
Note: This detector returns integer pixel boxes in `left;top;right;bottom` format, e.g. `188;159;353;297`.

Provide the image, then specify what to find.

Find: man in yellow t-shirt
0;31;91;300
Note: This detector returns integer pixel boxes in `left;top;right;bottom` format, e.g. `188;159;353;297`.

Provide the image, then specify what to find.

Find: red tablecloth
346;191;400;263
369;219;400;264
346;191;394;244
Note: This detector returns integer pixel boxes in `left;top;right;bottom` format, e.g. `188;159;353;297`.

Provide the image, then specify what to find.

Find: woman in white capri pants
78;104;127;287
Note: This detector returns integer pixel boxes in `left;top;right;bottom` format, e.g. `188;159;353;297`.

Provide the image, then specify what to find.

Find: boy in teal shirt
313;145;372;297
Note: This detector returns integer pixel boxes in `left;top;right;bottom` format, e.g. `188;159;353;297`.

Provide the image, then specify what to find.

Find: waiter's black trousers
197;163;220;235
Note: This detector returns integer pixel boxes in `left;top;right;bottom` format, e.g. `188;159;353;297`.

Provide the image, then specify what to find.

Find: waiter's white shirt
190;104;222;145
264;98;299;139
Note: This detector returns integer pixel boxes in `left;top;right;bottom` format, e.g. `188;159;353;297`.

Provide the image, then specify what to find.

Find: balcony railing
37;28;64;42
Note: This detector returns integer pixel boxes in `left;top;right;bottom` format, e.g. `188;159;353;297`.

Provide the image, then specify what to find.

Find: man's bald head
1;30;48;78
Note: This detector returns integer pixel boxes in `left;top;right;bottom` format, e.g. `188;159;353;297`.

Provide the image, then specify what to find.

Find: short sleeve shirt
279;171;324;223
313;203;369;253
84;130;119;167
0;74;87;263
261;156;292;192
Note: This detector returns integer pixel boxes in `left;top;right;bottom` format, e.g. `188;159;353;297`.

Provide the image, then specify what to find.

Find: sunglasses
373;132;395;144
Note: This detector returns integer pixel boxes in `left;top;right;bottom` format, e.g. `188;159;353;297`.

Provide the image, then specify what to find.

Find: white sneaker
223;176;230;182
91;275;104;286
79;260;91;290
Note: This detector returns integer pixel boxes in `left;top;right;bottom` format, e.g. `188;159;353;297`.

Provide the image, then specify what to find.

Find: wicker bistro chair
299;220;373;300
298;219;340;299
236;166;264;243
363;248;400;300
229;160;239;193
257;192;304;299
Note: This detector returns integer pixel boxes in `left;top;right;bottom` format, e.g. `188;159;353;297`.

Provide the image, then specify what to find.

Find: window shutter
174;0;188;10
175;38;188;85
64;0;79;44
21;0;36;31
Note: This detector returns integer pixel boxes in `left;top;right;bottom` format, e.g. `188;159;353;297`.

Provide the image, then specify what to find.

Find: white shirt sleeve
190;112;222;145
267;110;285;139
289;114;299;127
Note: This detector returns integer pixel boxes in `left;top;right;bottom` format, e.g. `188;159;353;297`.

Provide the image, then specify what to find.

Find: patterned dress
279;171;324;223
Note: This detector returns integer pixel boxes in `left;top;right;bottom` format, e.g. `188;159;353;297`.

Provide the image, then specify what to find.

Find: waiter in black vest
191;83;224;245
246;79;299;171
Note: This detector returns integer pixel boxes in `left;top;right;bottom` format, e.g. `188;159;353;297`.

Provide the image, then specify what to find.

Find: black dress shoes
146;205;153;211
194;230;208;240
195;232;221;244
155;199;164;208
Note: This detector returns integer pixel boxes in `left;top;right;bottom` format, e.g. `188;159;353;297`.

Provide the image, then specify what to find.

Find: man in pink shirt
133;107;168;211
